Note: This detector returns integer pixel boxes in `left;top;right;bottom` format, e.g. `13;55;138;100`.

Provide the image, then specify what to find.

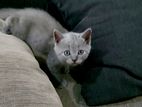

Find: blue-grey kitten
48;28;92;87
0;8;92;87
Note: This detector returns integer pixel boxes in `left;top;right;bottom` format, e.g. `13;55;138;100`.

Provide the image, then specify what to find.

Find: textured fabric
1;0;142;106
50;0;142;106
98;96;142;107
0;32;63;107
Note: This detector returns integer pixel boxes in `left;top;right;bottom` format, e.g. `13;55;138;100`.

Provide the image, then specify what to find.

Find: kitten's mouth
66;60;81;66
67;62;78;66
72;63;78;66
71;62;82;66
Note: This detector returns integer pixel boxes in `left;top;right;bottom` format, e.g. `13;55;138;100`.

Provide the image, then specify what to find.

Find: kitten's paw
61;79;68;87
77;96;87;106
58;79;68;89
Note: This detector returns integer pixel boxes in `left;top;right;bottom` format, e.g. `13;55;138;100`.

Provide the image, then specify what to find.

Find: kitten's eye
64;50;70;56
78;50;84;55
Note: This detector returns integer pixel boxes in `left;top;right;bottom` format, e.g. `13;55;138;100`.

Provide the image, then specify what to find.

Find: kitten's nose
72;58;77;63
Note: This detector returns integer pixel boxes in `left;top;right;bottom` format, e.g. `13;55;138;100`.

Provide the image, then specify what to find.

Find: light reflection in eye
78;50;84;55
64;50;70;56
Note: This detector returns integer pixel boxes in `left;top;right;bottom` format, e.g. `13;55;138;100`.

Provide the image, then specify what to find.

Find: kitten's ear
82;28;92;44
0;18;6;32
53;29;63;44
0;18;6;26
6;15;19;24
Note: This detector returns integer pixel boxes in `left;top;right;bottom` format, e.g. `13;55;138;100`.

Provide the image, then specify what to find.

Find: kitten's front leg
47;55;67;88
49;65;68;88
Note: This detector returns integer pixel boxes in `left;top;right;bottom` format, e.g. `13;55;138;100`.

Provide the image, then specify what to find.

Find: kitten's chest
59;65;71;74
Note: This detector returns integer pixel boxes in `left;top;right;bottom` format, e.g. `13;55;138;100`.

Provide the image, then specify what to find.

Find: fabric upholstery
0;32;62;107
1;0;142;106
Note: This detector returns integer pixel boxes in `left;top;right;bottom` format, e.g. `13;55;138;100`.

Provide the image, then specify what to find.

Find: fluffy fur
0;18;6;32
0;8;92;87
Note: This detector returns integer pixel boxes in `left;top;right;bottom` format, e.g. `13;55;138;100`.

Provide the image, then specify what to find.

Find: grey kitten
47;28;92;87
0;18;5;32
0;8;92;87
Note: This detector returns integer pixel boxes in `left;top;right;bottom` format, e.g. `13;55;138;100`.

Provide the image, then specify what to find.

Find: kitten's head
53;28;92;66
4;15;20;35
4;15;28;39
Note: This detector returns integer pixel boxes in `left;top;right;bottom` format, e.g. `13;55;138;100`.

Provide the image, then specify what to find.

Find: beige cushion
0;32;63;107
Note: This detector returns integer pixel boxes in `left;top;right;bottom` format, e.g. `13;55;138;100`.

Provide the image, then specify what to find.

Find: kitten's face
53;28;92;66
3;16;28;39
4;16;19;35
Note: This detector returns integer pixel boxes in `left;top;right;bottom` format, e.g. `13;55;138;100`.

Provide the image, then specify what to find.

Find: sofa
0;0;142;107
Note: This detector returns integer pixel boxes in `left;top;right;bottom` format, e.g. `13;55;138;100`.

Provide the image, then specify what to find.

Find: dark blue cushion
49;0;142;106
0;0;48;9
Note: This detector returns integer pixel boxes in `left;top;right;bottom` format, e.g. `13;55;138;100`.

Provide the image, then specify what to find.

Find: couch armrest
0;32;63;107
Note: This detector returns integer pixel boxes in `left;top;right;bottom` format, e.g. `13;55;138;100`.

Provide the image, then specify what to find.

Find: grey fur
0;8;92;87
0;18;7;32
